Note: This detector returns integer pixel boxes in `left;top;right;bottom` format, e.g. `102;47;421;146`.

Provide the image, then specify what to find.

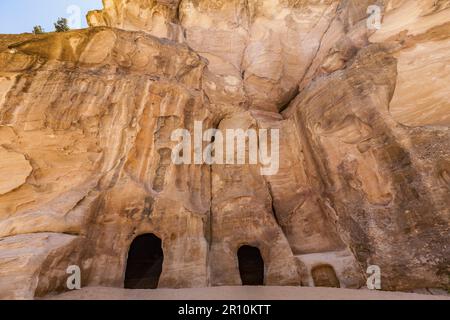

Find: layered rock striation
0;0;449;299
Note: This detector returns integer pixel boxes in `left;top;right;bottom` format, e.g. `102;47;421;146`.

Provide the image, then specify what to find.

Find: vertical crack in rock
0;0;449;298
297;4;339;92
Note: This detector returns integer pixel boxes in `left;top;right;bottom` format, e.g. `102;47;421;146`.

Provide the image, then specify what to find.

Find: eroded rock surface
0;0;449;299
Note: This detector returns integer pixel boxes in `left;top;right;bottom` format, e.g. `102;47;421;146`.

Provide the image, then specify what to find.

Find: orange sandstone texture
0;0;449;299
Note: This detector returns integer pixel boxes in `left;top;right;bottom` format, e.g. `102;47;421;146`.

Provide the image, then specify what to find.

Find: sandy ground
46;286;450;300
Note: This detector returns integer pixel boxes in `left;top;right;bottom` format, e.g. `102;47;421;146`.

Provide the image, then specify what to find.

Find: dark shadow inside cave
311;264;340;288
238;245;265;286
124;233;164;289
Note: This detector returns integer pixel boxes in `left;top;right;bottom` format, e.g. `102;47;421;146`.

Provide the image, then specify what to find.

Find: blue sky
0;0;103;34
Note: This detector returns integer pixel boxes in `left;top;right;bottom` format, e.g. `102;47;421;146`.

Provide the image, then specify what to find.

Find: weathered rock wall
0;0;448;298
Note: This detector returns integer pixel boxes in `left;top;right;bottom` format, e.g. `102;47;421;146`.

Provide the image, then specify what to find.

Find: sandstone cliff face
0;0;449;299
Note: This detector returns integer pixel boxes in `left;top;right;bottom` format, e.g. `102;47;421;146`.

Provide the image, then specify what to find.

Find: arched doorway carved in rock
237;245;265;286
311;264;340;288
124;233;164;289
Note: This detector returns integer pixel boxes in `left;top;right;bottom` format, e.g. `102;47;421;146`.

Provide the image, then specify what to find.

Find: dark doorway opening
237;245;264;285
124;234;163;289
311;264;340;288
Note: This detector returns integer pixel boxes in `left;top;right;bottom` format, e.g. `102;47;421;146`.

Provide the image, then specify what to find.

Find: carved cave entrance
124;234;164;289
311;264;340;288
238;245;265;285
